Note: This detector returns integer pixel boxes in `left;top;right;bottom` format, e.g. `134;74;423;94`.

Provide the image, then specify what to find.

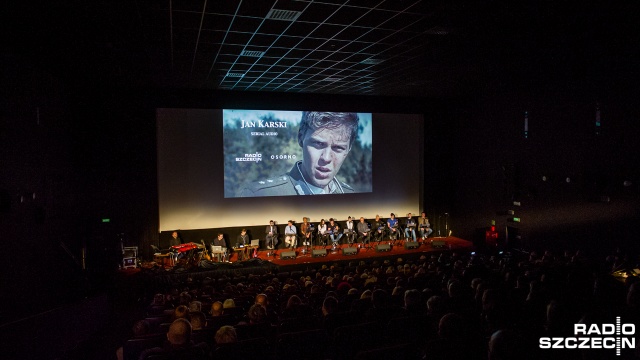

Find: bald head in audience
255;293;268;308
210;301;223;317
167;318;192;346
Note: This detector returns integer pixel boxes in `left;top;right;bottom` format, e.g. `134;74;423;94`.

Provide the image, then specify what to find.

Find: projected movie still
223;110;372;198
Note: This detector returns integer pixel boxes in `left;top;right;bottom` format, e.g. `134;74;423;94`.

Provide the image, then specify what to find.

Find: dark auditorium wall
446;83;640;253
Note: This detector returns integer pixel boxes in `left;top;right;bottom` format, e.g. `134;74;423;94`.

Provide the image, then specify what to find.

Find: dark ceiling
5;0;639;98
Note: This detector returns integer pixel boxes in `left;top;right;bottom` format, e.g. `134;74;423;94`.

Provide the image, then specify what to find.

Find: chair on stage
297;222;314;255
372;224;386;246
387;223;401;245
358;223;373;251
395;224;407;246
316;230;330;249
248;239;260;258
328;224;343;250
265;233;279;251
343;228;356;247
284;231;297;250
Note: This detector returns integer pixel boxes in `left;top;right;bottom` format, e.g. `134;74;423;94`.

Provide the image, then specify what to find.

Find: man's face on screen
300;124;351;189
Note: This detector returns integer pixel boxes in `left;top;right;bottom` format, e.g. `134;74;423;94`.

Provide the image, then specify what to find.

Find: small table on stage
210;245;227;262
233;245;258;261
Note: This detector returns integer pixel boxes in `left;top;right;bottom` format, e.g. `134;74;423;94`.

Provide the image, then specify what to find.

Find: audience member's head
286;294;302;309
188;300;202;313
189;311;207;330
438;313;465;339
404;289;420;309
255;293;268;308
152;293;165;305
173;305;189;320
247;304;267;324
427;295;444;315
179;291;192;305
167;318;192;346
210;301;223;316
470;278;482;291
223;298;236;309
215;325;237;345
488;329;520;360
371;289;388;308
448;279;464;298
322;296;339;316
360;289;373;300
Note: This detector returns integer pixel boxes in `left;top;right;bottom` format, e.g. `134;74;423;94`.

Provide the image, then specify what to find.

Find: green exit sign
102;218;111;223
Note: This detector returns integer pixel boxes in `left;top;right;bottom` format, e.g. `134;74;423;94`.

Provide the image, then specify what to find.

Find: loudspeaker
404;241;420;250
431;240;446;248
312;249;327;258
376;244;391;252
342;247;358;256
280;251;296;260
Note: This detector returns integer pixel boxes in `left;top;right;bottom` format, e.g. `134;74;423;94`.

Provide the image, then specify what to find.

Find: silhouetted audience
119;246;640;359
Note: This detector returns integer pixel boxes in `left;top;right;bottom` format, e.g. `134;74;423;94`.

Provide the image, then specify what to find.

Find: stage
261;236;471;267
135;237;473;283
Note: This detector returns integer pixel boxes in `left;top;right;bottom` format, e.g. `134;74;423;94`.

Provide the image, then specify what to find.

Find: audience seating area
114;248;640;360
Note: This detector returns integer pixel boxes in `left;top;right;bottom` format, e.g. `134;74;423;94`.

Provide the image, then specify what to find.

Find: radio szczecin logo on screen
539;317;635;356
235;152;262;162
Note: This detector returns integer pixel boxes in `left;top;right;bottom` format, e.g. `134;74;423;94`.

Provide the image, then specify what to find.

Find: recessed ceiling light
265;9;301;21
240;50;265;58
226;72;245;78
361;58;384;65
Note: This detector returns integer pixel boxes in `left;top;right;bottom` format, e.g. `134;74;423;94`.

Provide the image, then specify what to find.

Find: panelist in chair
404;213;417;242
301;217;312;247
265;220;278;250
419;212;433;240
239;112;359;196
357;217;371;244
284;220;297;249
387;213;399;240
317;219;329;246
328;218;342;246
343;216;356;245
236;229;250;261
373;215;386;242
